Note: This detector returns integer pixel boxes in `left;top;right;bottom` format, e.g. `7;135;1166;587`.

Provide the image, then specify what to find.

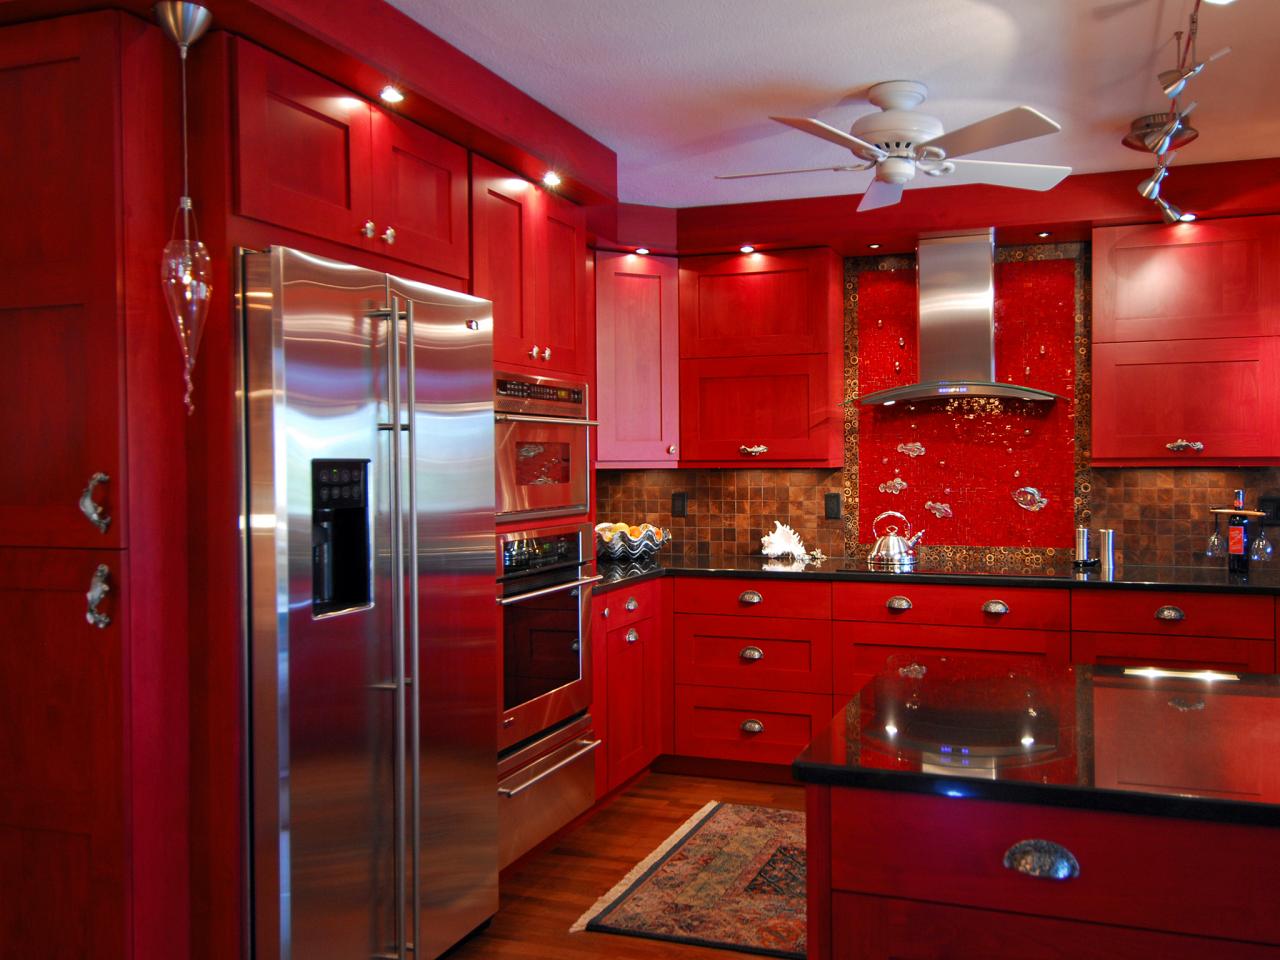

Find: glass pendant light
156;2;213;414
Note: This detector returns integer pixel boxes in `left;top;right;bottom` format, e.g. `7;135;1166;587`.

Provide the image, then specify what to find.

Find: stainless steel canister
1098;528;1115;577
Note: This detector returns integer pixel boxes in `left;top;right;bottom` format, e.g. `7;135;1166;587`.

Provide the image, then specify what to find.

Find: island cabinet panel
828;789;1280;946
831;622;1070;698
674;614;832;694
1071;589;1274;640
1072;631;1274;673
674;686;832;764
673;577;831;619
595;252;680;466
833;583;1069;631
1093;216;1280;344
829;892;1279;960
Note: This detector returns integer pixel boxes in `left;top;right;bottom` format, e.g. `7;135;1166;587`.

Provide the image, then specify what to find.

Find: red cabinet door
680;354;840;463
606;615;658;790
369;109;469;279
674;614;833;694
1093;217;1280;343
472;155;542;369
596;252;679;465
679;248;842;358
1091;337;1280;465
539;192;590;376
233;38;374;247
0;548;126;960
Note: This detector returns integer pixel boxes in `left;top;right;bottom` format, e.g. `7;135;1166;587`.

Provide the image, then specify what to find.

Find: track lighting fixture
1155;196;1196;224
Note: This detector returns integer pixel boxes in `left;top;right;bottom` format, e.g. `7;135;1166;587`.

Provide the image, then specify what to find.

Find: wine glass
1249;527;1273;562
1206;522;1226;558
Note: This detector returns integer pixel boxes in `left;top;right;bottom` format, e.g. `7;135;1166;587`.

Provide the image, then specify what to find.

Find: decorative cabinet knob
740;719;765;735
625;596;639;612
667;444;677;455
360;219;376;238
541;347;552;361
982;599;1010;616
739;444;768;456
86;564;112;629
1168;696;1206;712
1154;605;1185;622
381;226;396;244
625;628;639;644
886;595;912;612
601;607;610;619
739;645;764;661
529;344;540;359
1002;839;1080;881
738;590;763;605
79;471;112;533
465;319;480;331
1166;438;1204;452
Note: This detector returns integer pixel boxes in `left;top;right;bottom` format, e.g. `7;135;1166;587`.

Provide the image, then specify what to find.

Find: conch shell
761;520;808;560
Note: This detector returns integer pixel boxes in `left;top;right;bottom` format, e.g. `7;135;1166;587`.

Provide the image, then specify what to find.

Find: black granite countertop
594;550;1280;594
792;658;1280;826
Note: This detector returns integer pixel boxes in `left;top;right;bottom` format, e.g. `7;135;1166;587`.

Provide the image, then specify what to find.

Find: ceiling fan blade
716;164;865;180
857;179;904;212
935;159;1071;191
917;106;1061;159
771;116;886;160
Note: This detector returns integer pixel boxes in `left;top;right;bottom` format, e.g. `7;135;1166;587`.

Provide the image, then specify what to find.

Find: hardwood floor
447;771;805;959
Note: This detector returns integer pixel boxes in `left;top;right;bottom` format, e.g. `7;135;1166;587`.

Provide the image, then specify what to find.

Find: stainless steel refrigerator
241;246;497;960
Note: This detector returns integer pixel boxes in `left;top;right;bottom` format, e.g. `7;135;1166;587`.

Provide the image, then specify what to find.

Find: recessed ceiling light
1037;231;1052;238
868;243;881;249
739;244;755;254
634;247;650;256
378;85;404;104
542;170;562;188
1203;0;1237;5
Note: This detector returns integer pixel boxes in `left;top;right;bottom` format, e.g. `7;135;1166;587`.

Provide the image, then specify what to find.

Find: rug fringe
570;800;720;934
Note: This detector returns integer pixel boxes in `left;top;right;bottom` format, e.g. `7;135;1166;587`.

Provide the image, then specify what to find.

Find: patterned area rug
571;802;806;958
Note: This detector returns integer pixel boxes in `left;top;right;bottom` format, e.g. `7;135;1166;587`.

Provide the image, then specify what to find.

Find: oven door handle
497;574;604;606
494;412;600;427
498;739;602;797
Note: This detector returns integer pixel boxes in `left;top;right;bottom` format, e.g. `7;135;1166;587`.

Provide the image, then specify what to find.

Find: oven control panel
494;370;588;419
501;530;582;577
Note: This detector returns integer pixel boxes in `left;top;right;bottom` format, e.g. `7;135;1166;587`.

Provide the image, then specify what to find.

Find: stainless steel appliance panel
494;371;593;522
389;274;498;959
245;247;398;960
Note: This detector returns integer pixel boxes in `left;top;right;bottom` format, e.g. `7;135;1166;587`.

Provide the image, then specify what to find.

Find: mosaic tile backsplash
596;244;1279;566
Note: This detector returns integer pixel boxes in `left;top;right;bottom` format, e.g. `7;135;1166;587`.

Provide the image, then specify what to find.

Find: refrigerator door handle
387;293;408;960
403;296;422;960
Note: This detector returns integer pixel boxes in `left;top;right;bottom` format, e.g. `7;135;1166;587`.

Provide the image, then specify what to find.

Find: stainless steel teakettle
868;510;924;570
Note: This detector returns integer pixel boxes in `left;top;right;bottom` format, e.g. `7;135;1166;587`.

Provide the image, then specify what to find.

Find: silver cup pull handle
982;599;1010;616
1003;839;1080;881
86;564;112;629
740;719;765;735
740;645;764;661
886;595;912;611
79;471;112;533
1155;604;1185;622
739;590;763;605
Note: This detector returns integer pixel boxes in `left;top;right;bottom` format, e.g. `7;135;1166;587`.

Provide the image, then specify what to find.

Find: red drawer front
674;686;832;764
832;622;1070;696
673;577;831;619
596;579;661;629
674;614;832;693
1072;590;1274;640
830;892;1278;960
829;788;1280;945
833;582;1069;630
1072;631;1275;673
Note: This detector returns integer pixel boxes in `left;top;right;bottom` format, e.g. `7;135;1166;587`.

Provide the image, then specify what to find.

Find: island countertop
792;657;1280;827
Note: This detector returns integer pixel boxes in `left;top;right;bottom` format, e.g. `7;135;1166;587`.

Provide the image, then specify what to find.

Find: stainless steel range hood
861;229;1061;406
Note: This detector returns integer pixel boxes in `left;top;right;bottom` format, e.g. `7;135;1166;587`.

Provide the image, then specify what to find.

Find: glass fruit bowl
595;522;672;560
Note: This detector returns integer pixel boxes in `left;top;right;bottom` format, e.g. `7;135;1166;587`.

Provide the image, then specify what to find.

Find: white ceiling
387;0;1279;207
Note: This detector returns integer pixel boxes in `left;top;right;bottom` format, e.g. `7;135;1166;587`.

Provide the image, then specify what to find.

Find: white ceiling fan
719;81;1072;212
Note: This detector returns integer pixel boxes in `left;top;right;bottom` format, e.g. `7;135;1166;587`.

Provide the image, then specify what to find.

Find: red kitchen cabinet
675;686;833;764
1073;632;1274;673
234;38;470;279
595;251;680;466
673;576;832;620
1093;217;1280;344
674;614;832;694
605;615;661;789
1092;337;1280;465
833;582;1069;631
473;156;590;376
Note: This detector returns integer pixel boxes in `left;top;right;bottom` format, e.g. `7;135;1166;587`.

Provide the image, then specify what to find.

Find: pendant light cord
180;46;191;243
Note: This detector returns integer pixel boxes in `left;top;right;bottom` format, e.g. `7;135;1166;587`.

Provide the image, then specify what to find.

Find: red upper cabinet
1093;217;1280;343
233;38;469;279
472;155;590;377
369;110;470;278
680;248;842;357
596;252;679;466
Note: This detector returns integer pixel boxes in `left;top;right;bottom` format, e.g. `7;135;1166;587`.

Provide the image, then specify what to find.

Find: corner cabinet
472;155;591;377
1091;216;1280;466
595;252;680;466
678;248;843;466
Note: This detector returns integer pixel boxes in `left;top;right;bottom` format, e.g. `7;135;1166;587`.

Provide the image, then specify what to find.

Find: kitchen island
793;659;1280;959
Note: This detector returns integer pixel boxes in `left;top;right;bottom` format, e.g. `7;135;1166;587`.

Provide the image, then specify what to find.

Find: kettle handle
872;510;911;538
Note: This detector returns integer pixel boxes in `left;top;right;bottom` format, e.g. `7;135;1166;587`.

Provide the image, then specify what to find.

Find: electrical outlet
671;491;688;518
824;492;842;520
1259;496;1280;527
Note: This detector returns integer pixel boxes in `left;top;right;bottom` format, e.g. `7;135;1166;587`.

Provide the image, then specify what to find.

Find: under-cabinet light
739;244;755;254
542;170;562;188
634;247;650;256
378;85;404;104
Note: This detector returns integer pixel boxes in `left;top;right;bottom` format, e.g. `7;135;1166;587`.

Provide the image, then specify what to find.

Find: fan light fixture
542;170;562;188
379;85;404;104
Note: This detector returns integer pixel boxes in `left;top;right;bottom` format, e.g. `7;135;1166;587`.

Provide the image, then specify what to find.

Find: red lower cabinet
674;686;832;764
605;614;660;789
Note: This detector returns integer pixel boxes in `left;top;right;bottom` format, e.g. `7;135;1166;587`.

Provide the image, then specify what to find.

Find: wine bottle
1228;488;1251;577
